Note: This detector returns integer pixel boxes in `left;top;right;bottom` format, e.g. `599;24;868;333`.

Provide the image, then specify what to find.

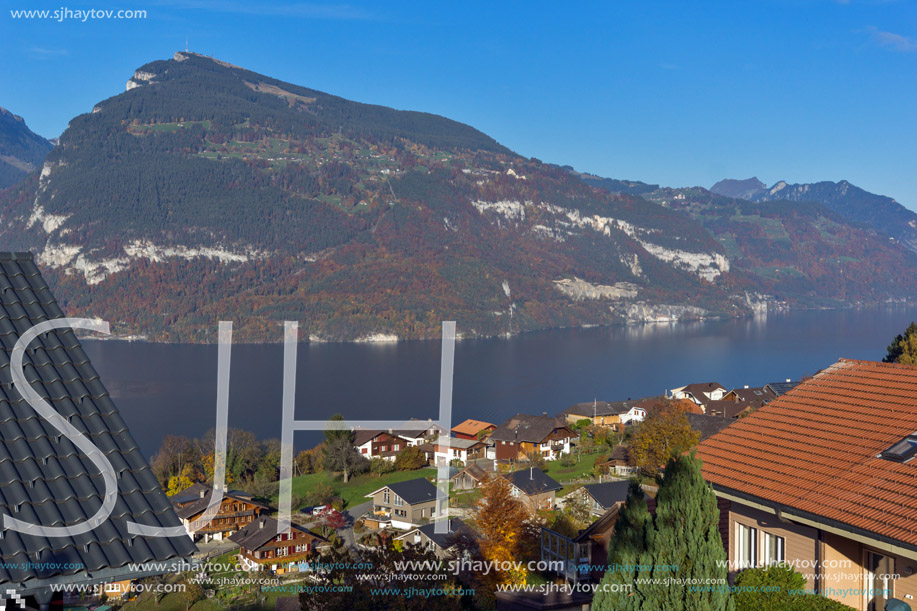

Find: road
340;500;372;547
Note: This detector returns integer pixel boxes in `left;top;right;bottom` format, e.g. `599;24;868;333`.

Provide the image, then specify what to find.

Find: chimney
744;385;749;389
530;466;533;480
259;520;264;529
200;489;206;499
786;378;791;383
542;412;547;417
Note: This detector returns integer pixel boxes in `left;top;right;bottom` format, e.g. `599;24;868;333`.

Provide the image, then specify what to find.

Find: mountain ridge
710;177;917;252
0;106;53;190
0;52;914;342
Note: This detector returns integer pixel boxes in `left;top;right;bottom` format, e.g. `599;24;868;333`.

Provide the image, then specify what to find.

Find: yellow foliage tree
473;474;539;587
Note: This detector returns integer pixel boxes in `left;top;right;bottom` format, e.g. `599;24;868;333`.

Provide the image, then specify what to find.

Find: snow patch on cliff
123;240;264;263
472;200;527;222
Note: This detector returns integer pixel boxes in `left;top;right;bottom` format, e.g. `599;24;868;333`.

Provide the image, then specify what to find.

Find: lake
81;306;917;458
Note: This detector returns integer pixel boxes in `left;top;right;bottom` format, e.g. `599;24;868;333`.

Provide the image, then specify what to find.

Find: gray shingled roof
503;468;562;496
582;481;631;509
370;478;438;505
397;518;477;550
0;253;196;595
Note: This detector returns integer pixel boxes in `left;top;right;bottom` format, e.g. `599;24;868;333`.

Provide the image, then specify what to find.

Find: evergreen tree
593;479;652;611
594;455;733;611
646;453;733;610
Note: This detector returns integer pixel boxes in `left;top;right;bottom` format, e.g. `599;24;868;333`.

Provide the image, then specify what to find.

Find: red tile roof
697;359;917;548
452;418;496;436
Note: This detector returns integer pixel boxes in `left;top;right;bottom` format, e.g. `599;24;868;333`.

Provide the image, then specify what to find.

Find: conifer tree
594;455;733;611
593;480;651;611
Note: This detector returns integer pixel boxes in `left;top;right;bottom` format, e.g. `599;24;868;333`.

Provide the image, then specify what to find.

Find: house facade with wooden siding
489;414;576;463
230;516;326;573
172;484;269;542
697;359;917;611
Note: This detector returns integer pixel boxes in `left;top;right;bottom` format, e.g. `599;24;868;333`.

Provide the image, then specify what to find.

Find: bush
369;457;395;477
734;565;857;611
558;453;577;468
303;482;337;507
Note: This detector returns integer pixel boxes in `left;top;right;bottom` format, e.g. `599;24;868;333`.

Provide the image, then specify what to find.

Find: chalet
450;463;490;490
172;485;270;542
365;478;441;530
670;382;727;407
697;359;917;611
0;253;196;610
540;505;621;584
395;518;478;559
433;437;487;466
230;516;326;573
354;430;404;461
559;398;651;429
390;418;445;446
489;413;576;462
597;445;637;477
503;467;562;511
452;419;496;440
567;480;633;516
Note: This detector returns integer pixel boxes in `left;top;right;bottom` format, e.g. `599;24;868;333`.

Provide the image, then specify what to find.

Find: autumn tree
151;435;198;488
299;541;465;611
473;474;541;587
394;445;427;470
629;399;700;475
884;322;917;365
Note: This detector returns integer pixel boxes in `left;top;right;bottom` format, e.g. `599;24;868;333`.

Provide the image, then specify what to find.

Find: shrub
734;564;856;611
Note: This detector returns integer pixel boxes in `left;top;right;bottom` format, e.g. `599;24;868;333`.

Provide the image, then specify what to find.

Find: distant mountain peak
709;177;767;200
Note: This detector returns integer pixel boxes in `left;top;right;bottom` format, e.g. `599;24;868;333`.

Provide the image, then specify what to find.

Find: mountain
644;186;917;307
709;177;766;201
711;178;917;253
0;106;53;189
0;52;914;342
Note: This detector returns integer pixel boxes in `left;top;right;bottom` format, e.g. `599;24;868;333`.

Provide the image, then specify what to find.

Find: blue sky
3;0;916;207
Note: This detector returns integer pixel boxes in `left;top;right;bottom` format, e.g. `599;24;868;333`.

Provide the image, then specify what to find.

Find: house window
394;496;404;507
383;491;390;504
763;533;785;565
380;445;387;452
736;523;757;569
277;547;288;557
394;444;400;451
361;448;368;454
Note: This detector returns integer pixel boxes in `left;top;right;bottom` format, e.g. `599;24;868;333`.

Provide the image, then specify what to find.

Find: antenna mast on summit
186;37;189;52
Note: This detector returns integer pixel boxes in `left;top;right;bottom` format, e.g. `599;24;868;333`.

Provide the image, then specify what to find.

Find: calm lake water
82;307;917;458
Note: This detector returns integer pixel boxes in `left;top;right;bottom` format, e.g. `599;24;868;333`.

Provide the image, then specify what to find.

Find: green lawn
542;452;599;482
279;468;438;509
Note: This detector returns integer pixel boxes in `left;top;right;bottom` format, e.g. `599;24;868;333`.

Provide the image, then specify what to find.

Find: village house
452;418;496;440
503;467;562;511
171;484;270;542
230;516;326;573
559;398;651;429
566;480;633;516
489;413;576;462
450;463;491;490
365;478;441;530
354;429;405;461
391;418;445;446
596;445;638;477
670;382;727;408
764;378;801;397
0;253;196;610
540;505;622;584
433;437;487;466
395;518;478;559
697;359;917;611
